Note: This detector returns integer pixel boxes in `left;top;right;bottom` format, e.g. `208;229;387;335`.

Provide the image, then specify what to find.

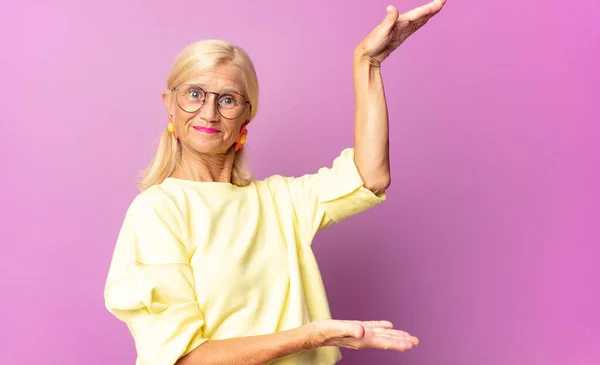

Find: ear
162;90;174;119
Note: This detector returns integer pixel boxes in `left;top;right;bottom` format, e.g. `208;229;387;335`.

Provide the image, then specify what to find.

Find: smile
192;126;221;134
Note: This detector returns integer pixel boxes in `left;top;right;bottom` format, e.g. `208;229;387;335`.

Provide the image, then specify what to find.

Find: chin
188;139;230;155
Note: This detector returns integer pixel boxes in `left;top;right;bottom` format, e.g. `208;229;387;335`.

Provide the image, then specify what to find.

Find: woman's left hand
356;0;447;65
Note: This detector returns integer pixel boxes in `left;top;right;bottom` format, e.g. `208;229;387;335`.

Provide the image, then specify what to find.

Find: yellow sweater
104;148;386;365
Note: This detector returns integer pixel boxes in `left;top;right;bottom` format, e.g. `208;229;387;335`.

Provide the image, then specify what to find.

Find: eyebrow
220;87;243;95
187;83;243;95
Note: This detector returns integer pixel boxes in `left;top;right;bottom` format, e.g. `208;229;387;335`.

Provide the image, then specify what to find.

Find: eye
187;88;204;100
218;94;237;106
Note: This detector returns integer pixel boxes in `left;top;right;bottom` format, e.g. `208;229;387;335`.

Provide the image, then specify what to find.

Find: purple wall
1;0;598;364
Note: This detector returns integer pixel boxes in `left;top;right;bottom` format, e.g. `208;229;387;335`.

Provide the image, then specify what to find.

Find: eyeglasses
172;84;251;120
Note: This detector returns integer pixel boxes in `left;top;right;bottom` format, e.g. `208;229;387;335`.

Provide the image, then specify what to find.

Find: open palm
357;0;447;64
311;319;419;351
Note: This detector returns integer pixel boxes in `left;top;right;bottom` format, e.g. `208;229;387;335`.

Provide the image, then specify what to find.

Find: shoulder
256;148;358;187
116;185;189;258
128;185;171;211
256;174;290;186
107;186;189;284
123;185;182;225
251;174;287;194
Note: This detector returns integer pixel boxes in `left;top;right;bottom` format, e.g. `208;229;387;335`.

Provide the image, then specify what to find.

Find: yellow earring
167;122;178;140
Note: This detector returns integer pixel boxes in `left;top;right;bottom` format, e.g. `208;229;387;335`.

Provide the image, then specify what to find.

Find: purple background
1;0;599;364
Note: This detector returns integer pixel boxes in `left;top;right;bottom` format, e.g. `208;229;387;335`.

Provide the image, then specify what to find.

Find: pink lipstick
192;126;220;134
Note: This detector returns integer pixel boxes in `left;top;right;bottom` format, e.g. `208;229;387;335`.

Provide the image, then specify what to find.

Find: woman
104;2;445;365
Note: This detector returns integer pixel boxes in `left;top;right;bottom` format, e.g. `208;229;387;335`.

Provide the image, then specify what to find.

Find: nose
199;93;220;121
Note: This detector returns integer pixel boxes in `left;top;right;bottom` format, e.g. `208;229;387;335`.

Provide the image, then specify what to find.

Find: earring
167;121;178;140
234;125;248;151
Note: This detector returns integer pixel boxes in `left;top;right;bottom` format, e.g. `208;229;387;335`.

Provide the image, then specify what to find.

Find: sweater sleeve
104;191;207;365
267;148;386;242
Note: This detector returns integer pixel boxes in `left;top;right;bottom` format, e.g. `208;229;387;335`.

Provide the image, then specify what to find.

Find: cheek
225;120;245;138
174;111;194;128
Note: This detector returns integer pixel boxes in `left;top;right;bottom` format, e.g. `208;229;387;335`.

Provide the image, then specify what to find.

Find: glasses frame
172;84;251;120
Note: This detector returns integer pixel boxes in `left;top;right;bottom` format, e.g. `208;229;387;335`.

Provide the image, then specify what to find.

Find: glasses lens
217;93;247;119
175;85;248;118
177;85;205;112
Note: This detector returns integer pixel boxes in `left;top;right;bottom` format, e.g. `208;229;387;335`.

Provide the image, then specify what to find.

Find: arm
353;1;447;194
352;55;390;195
177;320;418;365
262;3;446;241
176;325;313;365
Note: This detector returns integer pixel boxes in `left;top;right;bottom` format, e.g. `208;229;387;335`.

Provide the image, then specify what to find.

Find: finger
412;336;420;346
371;327;412;338
343;323;366;339
360;320;394;329
341;320;392;328
379;5;400;31
374;331;420;346
367;334;416;351
400;0;446;22
376;335;420;350
325;321;365;339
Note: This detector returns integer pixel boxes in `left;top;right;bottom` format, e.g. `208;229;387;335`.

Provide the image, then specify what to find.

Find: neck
171;146;235;183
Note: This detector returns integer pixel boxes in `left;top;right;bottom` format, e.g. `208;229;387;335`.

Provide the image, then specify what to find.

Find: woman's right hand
308;319;419;351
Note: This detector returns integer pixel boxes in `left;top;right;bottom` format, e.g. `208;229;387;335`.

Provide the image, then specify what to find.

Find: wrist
353;48;381;68
302;322;329;349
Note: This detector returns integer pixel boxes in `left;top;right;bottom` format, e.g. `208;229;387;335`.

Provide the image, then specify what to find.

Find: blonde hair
137;40;259;191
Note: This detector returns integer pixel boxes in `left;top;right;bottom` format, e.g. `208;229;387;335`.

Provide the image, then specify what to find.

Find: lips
192;126;220;134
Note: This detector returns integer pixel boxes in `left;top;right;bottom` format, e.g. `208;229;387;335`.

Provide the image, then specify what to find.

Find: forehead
185;63;245;92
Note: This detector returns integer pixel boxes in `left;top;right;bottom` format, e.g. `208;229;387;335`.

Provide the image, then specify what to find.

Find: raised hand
356;0;447;65
309;319;419;351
